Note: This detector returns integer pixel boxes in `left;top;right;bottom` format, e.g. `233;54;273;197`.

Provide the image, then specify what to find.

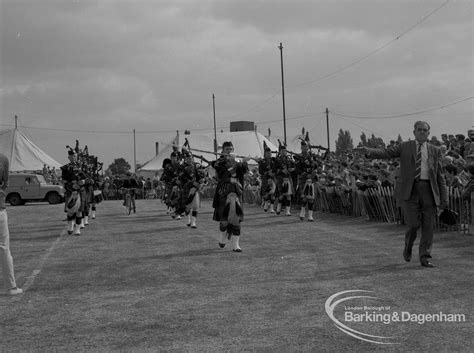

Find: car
5;173;65;206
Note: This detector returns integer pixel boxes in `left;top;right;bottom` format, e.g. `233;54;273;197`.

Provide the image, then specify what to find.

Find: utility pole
278;42;287;145
133;129;136;172
326;108;330;152
212;94;217;155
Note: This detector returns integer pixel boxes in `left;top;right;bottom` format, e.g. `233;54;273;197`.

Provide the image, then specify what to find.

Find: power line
332;115;389;139
0;2;454;136
208;0;451;120
330;96;473;120
0;111;325;135
1;94;468;135
219;93;279;120
286;0;451;89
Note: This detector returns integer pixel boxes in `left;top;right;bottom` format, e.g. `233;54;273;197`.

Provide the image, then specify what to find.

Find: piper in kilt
171;149;186;220
273;141;295;216
258;141;276;213
180;150;206;228
61;146;84;235
294;134;318;221
61;141;103;235
160;158;175;214
212;141;249;252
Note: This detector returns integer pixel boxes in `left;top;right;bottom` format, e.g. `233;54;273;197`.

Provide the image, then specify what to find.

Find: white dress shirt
418;142;429;180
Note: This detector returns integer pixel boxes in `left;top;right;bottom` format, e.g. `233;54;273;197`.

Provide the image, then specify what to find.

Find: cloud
1;0;472;167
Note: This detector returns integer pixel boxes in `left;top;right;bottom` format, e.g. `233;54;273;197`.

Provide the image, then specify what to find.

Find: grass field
1;199;473;352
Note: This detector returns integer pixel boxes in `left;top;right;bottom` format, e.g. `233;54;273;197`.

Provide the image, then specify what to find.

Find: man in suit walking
355;121;448;267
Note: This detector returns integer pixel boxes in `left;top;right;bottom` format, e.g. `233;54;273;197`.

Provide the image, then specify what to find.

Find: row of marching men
60;140;104;235
160;140;208;228
158;135;326;253
258;134;327;222
159;139;250;251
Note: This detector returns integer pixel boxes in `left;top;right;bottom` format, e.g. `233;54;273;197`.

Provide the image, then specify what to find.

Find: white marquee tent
0;127;62;172
139;130;278;172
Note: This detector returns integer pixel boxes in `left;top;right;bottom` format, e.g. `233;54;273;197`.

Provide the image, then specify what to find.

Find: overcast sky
1;0;472;168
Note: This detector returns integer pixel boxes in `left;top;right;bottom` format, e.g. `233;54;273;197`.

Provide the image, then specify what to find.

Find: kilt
212;182;243;222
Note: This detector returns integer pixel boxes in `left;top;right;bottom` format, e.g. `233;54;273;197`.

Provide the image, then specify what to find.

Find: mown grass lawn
1;199;473;352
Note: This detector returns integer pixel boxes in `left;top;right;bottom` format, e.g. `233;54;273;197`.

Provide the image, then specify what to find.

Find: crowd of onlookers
96;130;474;205
37;130;473;208
238;130;473;197
41;164;61;185
98;172;164;200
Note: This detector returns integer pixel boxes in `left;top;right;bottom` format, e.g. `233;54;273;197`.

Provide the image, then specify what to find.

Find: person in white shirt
0;153;23;295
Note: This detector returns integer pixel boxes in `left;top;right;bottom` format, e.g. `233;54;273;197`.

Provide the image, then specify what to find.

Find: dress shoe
232;248;242;253
8;287;23;295
421;260;435;268
218;242;225;248
403;245;412;262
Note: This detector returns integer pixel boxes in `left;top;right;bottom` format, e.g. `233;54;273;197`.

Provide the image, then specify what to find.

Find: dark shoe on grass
403;244;412;262
421;259;435;268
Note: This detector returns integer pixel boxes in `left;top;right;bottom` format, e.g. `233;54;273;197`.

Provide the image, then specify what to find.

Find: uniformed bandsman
212;141;249;252
258;141;276;213
273;141;295;216
294;134;318;221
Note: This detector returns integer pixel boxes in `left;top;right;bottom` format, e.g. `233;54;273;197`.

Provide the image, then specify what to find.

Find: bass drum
93;190;104;204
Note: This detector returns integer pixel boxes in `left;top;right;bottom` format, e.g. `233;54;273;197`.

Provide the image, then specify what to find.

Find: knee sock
231;236;241;250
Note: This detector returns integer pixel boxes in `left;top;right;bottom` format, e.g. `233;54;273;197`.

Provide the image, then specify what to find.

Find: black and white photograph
1;0;473;351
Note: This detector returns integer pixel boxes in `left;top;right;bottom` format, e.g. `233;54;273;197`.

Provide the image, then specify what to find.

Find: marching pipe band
61;140;104;235
160;140;210;228
157;134;330;252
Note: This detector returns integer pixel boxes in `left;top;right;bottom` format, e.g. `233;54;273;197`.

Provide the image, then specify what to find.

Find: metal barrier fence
236;185;472;235
313;185;472;235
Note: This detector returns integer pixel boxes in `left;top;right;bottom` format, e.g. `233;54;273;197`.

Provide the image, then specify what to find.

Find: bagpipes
183;138;212;167
66;142;100;172
274;137;328;161
184;144;257;163
182;139;208;208
299;132;329;159
64;140;104;197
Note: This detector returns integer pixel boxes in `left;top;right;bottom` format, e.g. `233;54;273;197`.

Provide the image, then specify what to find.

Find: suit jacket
366;141;448;206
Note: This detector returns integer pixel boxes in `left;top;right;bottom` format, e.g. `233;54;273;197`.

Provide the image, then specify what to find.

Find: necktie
415;143;422;180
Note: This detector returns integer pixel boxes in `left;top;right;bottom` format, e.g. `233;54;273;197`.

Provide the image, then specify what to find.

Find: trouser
0;210;17;289
402;180;436;260
123;192;136;211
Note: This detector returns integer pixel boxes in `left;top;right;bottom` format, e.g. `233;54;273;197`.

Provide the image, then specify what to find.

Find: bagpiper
61;143;85;235
80;145;103;225
258;141;276;213
179;143;207;228
212;141;249;252
293;133;318;221
169;148;185;219
160;158;174;214
160;147;184;219
61;141;103;235
273;141;295;216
